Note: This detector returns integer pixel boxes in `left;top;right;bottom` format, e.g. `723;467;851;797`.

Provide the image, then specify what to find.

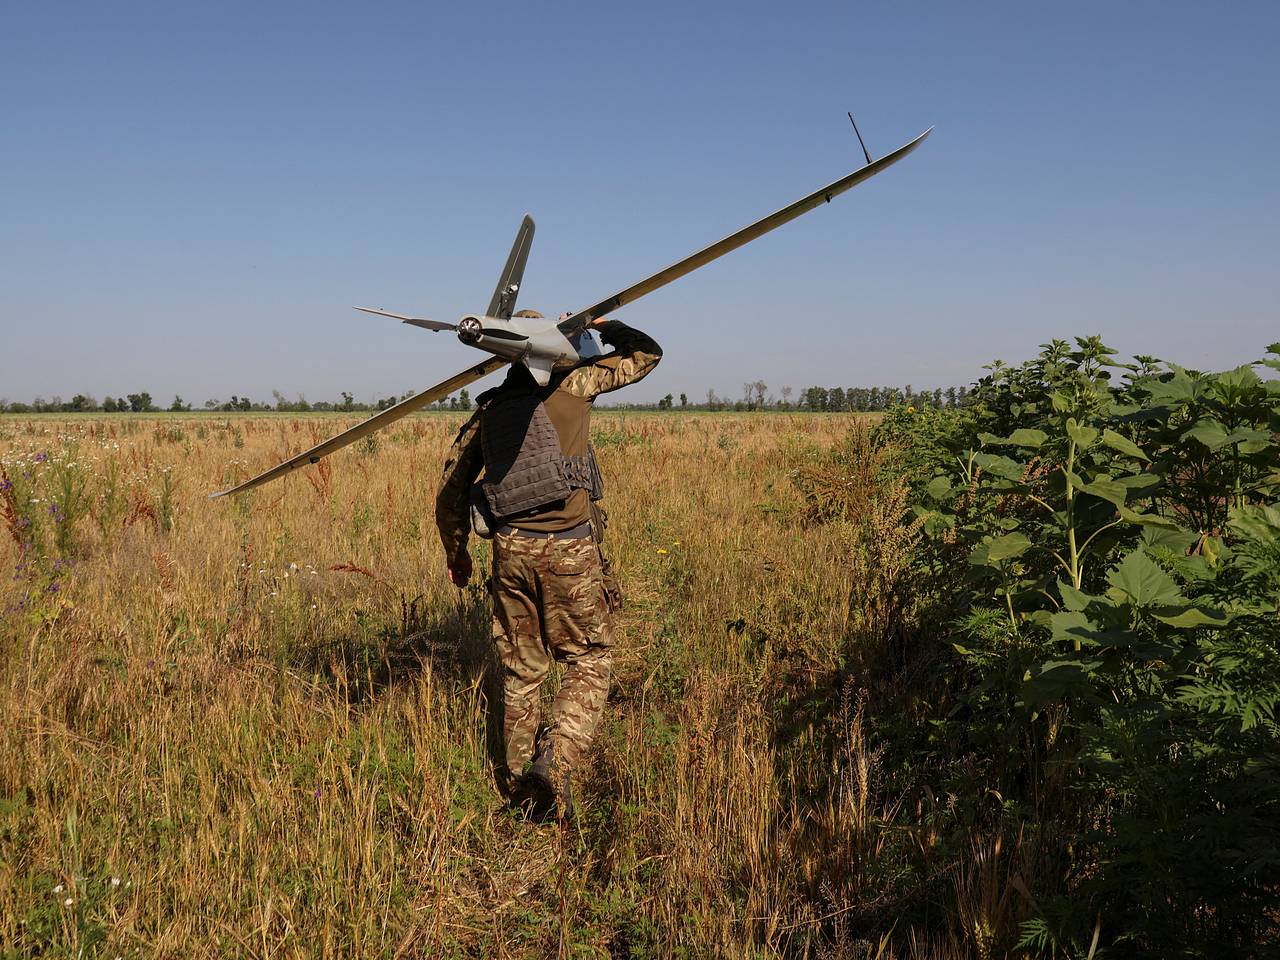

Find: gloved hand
447;552;473;588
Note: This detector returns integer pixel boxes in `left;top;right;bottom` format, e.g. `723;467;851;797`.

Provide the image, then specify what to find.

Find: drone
212;121;931;498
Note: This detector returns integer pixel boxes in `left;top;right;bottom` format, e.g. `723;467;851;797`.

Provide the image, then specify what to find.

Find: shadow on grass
287;579;506;771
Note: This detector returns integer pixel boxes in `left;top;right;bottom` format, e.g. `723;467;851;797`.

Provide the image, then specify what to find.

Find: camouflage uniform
436;321;662;799
490;530;612;779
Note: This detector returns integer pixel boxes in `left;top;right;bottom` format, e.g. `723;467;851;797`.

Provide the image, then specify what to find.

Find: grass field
1;412;933;959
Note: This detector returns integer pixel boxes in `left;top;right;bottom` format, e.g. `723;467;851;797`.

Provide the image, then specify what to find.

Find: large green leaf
1153;606;1230;628
1006;428;1048;448
1116;473;1160;493
1214;364;1262;392
1106;550;1184;607
1141;526;1199;554
1057;579;1093;611
1182;419;1231;450
1146;368;1205;404
925;475;953;501
1066;418;1099;450
1228;502;1280;542
1050;610;1094;644
1100;428;1150;461
972;452;1028;482
1080;477;1127;507
970;532;1033;567
1118;505;1179;530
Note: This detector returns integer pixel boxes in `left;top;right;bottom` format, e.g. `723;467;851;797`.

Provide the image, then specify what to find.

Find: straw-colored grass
0;413;979;958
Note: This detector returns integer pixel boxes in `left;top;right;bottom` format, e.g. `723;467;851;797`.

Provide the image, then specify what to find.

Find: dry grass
0;413;1008;958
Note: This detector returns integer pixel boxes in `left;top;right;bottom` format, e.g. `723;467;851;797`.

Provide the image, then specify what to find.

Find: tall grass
1;414;993;958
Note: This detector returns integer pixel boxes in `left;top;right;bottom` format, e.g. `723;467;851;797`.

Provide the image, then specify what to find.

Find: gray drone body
355;303;585;387
212;124;932;498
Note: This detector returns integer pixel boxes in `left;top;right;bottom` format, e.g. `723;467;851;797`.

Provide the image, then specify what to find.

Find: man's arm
435;411;484;586
561;319;663;399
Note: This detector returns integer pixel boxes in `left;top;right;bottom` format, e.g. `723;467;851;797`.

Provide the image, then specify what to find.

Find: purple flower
34;452;48;463
0;479;12;493
46;582;60;593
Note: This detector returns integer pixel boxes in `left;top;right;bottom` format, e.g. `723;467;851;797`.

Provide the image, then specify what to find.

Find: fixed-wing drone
211;123;931;498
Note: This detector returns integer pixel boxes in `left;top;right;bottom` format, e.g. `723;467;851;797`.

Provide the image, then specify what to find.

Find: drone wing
557;127;932;335
209;356;506;498
353;306;457;332
211;129;931;499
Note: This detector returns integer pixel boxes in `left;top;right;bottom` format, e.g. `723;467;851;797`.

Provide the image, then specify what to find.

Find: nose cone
457;316;483;345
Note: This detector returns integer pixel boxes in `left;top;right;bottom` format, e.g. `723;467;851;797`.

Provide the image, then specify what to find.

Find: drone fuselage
455;314;580;385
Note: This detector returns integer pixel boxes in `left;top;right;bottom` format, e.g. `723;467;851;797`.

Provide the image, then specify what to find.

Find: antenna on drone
848;112;873;166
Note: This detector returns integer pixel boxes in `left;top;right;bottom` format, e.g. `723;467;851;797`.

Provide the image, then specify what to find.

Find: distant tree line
0;389;473;414
4;381;968;414
603;382;970;412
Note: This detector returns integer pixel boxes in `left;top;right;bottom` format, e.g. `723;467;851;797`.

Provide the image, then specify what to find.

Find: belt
497;520;593;540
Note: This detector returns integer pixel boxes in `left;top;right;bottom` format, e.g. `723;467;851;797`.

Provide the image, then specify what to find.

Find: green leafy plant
875;338;1280;955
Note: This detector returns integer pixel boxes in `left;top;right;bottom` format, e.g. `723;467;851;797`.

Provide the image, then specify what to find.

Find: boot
517;741;572;823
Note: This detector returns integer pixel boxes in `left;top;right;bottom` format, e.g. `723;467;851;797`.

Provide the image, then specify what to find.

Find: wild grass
1;413;1004;958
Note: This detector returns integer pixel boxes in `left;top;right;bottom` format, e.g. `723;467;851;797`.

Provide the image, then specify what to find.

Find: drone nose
457;316;482;345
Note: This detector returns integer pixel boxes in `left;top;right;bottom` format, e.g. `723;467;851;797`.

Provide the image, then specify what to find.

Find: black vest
478;387;602;521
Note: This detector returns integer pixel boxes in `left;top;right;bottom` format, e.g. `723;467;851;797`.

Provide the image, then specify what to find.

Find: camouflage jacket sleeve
561;320;663;399
435;411;484;565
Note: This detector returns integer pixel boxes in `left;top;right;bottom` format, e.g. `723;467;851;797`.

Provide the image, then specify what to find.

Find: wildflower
906;405;916;414
110;876;121;887
672;540;681;546
656;548;668;555
63;897;73;907
34;452;48;463
53;883;64;894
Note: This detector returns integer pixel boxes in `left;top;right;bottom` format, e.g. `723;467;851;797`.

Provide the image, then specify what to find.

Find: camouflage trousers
490;529;615;785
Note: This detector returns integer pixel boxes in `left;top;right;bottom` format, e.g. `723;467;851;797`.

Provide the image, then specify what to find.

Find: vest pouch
470;482;496;540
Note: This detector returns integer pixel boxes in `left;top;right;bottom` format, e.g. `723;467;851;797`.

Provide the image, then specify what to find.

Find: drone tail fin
487;215;536;320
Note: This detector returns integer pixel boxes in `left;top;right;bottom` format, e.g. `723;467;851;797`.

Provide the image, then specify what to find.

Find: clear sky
3;0;1277;406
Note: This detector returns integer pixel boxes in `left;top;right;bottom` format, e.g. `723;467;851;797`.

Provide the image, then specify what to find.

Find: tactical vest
477;388;603;523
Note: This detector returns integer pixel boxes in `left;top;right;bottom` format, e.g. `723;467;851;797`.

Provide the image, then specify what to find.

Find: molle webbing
480;392;569;519
562;454;604;501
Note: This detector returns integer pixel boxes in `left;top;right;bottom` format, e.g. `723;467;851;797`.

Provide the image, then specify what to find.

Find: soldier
435;309;662;820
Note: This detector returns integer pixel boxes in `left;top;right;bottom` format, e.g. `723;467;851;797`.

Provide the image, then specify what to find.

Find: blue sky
2;0;1276;406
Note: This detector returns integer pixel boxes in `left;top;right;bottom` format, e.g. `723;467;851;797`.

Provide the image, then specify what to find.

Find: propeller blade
209;357;506;498
479;328;529;341
354;306;457;332
556;127;933;336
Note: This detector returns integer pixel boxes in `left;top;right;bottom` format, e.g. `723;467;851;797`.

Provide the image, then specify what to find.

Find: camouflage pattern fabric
489;529;615;783
435;320;662;570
